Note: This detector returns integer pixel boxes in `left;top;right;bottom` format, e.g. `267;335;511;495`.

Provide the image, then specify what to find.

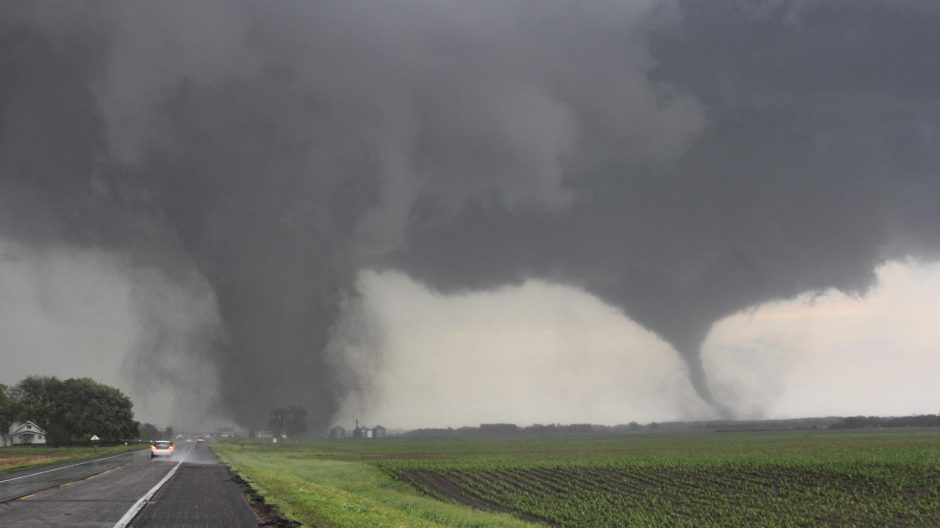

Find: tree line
268;405;307;437
138;422;174;441
0;376;139;445
829;414;940;429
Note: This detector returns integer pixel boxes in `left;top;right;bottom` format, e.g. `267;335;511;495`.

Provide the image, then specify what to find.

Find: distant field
0;445;142;475
215;429;940;527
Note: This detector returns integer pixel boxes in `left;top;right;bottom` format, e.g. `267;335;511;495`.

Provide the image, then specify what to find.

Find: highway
0;443;258;527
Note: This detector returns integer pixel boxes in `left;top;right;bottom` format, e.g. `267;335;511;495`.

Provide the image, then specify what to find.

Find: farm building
330;425;346;439
353;419;379;439
353;425;371;439
372;425;386;439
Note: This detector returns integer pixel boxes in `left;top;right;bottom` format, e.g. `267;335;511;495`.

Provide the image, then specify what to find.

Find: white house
9;421;47;445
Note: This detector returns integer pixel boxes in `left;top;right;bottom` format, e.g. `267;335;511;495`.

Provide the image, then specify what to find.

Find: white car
150;440;175;458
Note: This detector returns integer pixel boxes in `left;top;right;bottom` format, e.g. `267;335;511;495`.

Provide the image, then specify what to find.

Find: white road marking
0;451;139;484
111;445;193;528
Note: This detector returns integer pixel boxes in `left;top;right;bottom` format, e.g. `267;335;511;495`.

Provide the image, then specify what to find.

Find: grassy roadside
0;444;143;475
212;442;538;528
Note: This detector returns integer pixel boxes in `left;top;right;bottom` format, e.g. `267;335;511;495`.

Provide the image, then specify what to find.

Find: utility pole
272;409;285;438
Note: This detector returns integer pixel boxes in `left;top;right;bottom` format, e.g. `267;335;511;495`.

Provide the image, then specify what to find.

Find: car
151;440;175;458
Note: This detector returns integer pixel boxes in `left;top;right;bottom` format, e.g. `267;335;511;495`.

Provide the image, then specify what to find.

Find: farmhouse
9;421;47;445
372;425;386;439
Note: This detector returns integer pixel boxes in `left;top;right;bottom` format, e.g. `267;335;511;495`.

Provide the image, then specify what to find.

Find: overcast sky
339;261;940;428
2;1;939;430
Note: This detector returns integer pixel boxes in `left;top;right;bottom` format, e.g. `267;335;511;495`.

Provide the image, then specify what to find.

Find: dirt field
404;469;555;526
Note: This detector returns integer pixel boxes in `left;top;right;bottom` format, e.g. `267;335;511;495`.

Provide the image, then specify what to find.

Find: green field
0;444;143;474
214;430;940;527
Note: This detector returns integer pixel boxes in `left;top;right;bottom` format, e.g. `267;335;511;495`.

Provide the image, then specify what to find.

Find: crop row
385;462;940;527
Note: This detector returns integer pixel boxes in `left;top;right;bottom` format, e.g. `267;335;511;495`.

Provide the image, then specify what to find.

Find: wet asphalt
0;443;258;527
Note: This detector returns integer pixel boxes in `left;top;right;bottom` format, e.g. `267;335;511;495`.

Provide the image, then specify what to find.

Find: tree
11;376;138;444
11;376;62;431
270;405;307;437
139;423;161;441
0;384;18;436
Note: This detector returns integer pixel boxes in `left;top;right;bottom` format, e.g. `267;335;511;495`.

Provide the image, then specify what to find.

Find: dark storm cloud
390;0;940;414
1;0;938;425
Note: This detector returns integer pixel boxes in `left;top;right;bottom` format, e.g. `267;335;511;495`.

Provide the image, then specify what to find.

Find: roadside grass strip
214;443;537;528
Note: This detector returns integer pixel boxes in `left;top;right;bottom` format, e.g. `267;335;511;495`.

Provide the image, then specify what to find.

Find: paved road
0;443;258;527
132;445;257;528
0;450;141;503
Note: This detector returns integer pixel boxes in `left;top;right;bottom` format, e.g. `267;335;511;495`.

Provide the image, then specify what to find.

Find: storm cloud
1;0;938;427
